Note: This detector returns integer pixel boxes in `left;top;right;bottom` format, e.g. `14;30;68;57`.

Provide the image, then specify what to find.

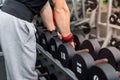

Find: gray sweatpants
0;10;38;80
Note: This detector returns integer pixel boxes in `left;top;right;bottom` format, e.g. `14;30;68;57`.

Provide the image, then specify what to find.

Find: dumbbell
109;37;120;50
58;38;101;68
48;33;85;59
109;12;119;24
98;47;120;70
112;0;119;8
109;37;118;47
36;64;58;80
71;52;108;80
48;37;63;59
88;63;120;80
85;0;98;12
81;23;91;34
35;26;46;44
40;30;58;51
116;12;120;26
80;39;101;60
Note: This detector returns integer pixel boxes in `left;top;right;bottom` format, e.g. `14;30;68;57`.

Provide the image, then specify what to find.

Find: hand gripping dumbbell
71;52;108;80
88;63;120;80
58;38;101;68
48;33;85;59
98;47;120;70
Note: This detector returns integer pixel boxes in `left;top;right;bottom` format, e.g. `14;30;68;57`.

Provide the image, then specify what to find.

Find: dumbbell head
109;12;119;24
40;30;58;50
58;43;89;68
48;37;62;59
71;53;108;80
40;31;52;50
85;0;98;11
110;38;118;47
98;47;120;70
80;39;101;60
88;63;119;80
112;0;119;8
58;43;75;68
74;34;85;50
116;13;120;26
81;23;91;34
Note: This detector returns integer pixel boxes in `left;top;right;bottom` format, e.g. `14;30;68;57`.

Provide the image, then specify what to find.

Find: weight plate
40;32;52;50
98;47;120;69
72;53;94;80
110;38;118;47
58;43;75;68
48;37;62;59
82;23;91;34
81;39;101;60
74;34;85;50
88;63;119;80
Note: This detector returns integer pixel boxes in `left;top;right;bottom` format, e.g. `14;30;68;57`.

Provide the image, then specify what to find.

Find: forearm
53;0;71;37
40;1;56;31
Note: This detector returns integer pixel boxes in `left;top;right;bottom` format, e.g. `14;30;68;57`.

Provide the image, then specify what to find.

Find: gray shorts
0;10;38;80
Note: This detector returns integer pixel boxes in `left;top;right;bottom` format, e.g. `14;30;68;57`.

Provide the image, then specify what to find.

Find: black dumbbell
112;0;119;8
109;12;119;24
98;47;120;70
40;30;58;50
57;34;86;67
80;39;101;60
81;23;91;34
48;37;63;59
116;12;120;26
58;39;101;68
35;26;46;44
71;52;108;80
88;63;120;80
85;0;98;12
109;37;118;47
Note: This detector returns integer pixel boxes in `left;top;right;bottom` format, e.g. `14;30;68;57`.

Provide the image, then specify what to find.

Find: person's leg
0;10;38;80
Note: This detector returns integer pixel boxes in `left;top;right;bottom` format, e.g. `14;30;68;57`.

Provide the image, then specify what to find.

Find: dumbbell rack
36;43;78;80
96;0;120;48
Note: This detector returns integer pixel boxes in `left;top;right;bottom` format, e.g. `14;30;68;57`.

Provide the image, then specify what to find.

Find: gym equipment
48;37;62;59
36;43;78;80
40;30;58;50
58;38;101;68
85;0;98;12
35;26;45;44
88;63;119;80
80;39;101;59
71;52;108;80
116;13;120;26
109;37;118;47
97;0;120;48
109;12;119;24
98;47;120;70
112;0;120;8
